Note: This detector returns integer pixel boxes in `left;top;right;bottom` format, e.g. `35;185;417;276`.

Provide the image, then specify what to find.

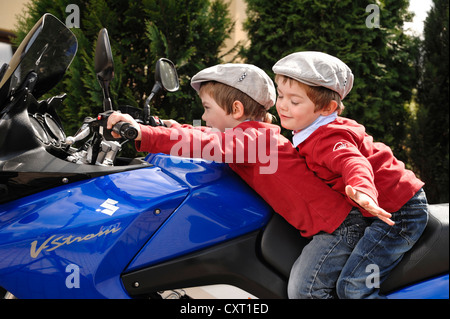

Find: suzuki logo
97;198;119;216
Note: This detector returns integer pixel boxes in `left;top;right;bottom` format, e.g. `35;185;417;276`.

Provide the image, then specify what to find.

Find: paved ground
160;285;258;299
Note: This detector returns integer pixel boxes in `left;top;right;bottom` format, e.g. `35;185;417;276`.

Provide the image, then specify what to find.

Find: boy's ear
232;101;245;119
320;100;338;116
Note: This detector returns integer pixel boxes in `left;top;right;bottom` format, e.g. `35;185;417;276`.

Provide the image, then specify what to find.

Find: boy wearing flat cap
108;63;353;239
273;51;429;299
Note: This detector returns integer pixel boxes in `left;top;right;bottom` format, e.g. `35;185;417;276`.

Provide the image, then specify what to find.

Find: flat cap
191;63;276;110
272;51;354;100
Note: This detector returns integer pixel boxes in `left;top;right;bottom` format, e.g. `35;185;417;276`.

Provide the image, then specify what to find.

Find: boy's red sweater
297;117;424;215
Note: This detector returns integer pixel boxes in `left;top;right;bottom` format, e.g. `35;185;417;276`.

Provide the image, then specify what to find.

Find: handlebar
65;126;90;145
112;121;138;140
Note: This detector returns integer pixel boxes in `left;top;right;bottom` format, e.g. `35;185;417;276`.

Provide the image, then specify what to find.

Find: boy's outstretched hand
345;185;395;226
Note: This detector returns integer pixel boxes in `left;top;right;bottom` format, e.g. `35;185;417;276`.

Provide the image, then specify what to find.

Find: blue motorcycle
0;14;448;299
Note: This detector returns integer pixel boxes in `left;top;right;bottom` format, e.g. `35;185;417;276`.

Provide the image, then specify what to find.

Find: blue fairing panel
0;166;188;298
125;154;273;272
387;274;449;299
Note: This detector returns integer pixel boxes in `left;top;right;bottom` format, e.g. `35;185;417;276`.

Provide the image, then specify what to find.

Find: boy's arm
162;120;209;131
107;112;220;156
171;122;213;133
313;130;393;225
136;122;225;159
314;130;378;200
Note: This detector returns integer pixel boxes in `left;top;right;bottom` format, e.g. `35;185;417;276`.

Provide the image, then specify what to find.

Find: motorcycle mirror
155;58;180;93
144;58;179;124
94;28;114;111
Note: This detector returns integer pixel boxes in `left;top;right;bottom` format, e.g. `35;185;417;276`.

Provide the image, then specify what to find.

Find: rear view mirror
144;58;179;124
94;28;114;111
155;58;179;93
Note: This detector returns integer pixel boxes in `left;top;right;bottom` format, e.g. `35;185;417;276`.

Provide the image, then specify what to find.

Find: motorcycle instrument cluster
29;113;66;147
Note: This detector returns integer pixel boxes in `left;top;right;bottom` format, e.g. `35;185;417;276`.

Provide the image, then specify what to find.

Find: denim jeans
287;188;429;299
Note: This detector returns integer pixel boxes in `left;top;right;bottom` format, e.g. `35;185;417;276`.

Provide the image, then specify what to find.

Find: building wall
0;0;29;32
222;0;248;61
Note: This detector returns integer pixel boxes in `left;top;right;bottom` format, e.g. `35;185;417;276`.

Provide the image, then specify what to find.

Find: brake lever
148;116;167;127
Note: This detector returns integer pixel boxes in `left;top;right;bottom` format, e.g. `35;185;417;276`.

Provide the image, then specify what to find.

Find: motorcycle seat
260;203;449;295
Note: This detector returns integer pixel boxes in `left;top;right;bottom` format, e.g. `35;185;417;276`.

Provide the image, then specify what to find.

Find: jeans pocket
342;209;367;248
345;223;365;247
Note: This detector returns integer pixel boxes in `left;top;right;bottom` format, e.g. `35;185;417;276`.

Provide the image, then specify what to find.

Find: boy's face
276;80;322;131
200;91;239;132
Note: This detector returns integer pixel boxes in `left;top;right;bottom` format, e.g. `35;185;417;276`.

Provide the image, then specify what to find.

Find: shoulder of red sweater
300;117;366;148
334;116;361;126
236;121;281;131
316;116;366;135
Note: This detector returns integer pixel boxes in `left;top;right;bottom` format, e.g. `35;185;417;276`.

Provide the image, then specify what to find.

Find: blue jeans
288;188;429;299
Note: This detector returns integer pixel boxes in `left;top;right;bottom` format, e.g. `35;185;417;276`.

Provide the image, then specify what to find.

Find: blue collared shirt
292;112;338;147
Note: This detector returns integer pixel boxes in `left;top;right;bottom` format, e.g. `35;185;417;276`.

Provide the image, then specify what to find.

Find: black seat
260;204;449;294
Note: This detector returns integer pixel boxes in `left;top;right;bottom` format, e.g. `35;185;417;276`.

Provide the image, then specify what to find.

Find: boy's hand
345;185;395;226
107;112;142;141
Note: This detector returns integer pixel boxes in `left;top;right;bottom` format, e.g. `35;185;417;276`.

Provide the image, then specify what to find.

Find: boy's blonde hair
199;81;274;123
275;74;345;115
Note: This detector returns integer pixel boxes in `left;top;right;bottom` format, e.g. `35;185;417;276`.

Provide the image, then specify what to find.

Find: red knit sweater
296;117;424;215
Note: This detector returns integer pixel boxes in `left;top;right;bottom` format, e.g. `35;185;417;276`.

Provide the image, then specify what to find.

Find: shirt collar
292;112;338;147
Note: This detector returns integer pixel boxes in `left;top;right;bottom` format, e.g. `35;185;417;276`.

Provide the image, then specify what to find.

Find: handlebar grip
112;121;138;140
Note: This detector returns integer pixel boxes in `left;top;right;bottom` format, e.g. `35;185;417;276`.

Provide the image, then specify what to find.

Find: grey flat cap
191;63;276;110
273;51;354;100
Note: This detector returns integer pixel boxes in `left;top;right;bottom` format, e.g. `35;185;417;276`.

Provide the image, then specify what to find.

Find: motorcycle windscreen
0;13;77;108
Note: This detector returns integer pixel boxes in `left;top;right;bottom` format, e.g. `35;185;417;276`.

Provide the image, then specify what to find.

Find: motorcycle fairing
0;165;189;298
387;274;449;299
125;153;273;272
122;231;288;299
0;153;273;298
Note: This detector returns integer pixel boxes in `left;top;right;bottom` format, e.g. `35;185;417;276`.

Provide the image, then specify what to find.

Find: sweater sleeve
312;129;379;204
135;122;279;169
135;123;227;162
